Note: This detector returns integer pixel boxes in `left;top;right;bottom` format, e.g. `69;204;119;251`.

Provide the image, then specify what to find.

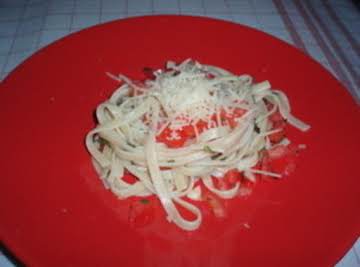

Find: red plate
0;16;359;267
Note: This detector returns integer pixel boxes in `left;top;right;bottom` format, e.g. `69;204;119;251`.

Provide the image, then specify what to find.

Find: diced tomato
128;198;155;228
269;110;287;143
269;110;283;122
202;191;226;218
156;120;211;148
268;129;286;143
261;144;298;178
181;125;195;138
240;173;256;187
224;169;241;184
269;157;296;177
195;120;208;134
213;169;241;190
216;178;228;191
156;106;248;148
233;108;247;117
156;127;187;148
267;145;288;160
162;138;186;148
122;171;138;184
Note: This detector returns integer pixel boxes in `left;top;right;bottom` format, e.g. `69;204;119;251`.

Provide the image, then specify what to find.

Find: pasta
86;59;310;231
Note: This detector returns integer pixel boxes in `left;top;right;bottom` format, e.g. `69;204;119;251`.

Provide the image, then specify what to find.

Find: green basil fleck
211;153;222;160
204;145;216;154
139;199;150;204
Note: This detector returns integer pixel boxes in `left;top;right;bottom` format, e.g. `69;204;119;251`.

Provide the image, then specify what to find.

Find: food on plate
86;59;310;231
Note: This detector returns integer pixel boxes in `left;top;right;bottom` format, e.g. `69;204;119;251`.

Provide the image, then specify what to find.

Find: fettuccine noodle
86;59;310;231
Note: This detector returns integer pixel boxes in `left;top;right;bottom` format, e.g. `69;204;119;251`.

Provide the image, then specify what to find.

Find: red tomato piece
268;129;286;143
164;138;186;148
195;120;209;134
269;110;283;122
216;178;228;191
156;127;187;148
224;169;241;184
122;171;138;184
267;145;288;160
233;108;246;117
269;112;287;143
262;144;299;178
181;125;195;138
202;191;226;218
213;169;241;190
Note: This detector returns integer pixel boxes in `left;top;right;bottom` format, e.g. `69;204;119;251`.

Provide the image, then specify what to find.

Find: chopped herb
204;145;216;154
220;156;228;161
126;141;136;148
143;67;153;73
254;123;260;133
139;199;150;204
98;138;110;146
167;159;175;163
211;153;222;160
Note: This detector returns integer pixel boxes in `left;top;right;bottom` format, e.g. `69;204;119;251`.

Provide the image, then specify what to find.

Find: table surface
0;0;359;266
